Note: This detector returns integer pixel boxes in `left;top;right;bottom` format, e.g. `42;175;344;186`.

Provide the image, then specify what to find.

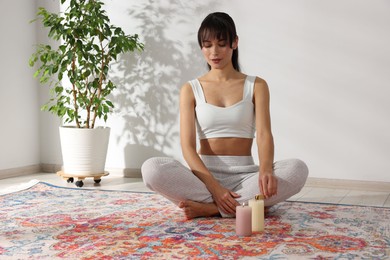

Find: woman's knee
141;157;176;188
288;158;309;189
276;158;309;187
292;159;309;178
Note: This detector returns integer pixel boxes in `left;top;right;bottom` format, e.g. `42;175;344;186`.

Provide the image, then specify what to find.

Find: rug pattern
0;182;389;259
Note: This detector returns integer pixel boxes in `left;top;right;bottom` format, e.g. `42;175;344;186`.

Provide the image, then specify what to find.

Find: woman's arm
180;83;240;214
253;77;277;198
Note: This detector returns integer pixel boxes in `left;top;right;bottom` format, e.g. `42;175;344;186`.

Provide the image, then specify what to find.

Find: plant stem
91;40;106;129
71;53;81;128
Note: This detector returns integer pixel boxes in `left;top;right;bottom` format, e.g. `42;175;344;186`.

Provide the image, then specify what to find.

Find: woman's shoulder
180;81;194;97
252;76;270;98
252;75;268;88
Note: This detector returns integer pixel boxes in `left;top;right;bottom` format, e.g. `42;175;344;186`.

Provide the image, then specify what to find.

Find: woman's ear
232;36;239;50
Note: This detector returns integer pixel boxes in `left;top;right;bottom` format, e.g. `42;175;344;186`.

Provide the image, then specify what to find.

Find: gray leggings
141;155;308;217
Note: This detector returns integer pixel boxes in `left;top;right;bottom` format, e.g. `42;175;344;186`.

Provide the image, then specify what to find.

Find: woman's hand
259;172;277;198
210;184;241;215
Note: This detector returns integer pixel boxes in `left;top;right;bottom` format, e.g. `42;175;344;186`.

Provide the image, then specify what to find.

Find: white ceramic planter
59;126;110;177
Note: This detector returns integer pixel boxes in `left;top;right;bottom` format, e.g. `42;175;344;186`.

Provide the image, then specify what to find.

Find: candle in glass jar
248;194;264;232
236;202;252;236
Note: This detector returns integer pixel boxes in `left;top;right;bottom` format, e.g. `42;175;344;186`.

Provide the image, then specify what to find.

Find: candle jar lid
255;194;265;200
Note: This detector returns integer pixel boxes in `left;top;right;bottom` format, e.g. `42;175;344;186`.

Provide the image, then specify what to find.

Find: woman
141;12;308;219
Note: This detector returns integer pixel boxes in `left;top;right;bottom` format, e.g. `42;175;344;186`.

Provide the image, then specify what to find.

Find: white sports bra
189;75;256;140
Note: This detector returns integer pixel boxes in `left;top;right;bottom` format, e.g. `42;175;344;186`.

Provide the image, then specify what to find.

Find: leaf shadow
109;1;215;167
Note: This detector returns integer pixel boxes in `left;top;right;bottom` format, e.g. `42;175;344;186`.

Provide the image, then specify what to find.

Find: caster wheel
75;180;84;187
67;177;74;183
94;179;101;184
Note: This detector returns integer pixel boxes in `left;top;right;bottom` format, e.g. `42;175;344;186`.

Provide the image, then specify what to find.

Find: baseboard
123;168;142;178
306;177;390;192
0;165;41;180
40;163;62;173
107;168;142;178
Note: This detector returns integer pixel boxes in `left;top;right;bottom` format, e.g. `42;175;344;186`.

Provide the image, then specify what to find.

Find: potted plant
29;0;144;187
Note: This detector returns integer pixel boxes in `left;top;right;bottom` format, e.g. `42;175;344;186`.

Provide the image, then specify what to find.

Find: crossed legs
141;157;308;219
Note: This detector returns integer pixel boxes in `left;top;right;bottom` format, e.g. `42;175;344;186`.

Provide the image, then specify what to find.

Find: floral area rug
0;182;389;259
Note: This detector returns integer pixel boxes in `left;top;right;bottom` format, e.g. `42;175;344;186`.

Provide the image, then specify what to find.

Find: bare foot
178;200;220;220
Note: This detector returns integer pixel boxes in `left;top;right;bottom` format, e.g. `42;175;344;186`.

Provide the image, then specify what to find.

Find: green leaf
41;104;49;111
59;45;67;53
28;56;35;67
33;70;40;78
106;100;114;108
114;28;121;35
55;86;63;94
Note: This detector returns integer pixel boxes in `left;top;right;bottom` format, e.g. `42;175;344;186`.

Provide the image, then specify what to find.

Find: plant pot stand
57;171;109;187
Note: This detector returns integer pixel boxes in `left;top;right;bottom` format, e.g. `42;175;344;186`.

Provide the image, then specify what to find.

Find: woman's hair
197;12;240;72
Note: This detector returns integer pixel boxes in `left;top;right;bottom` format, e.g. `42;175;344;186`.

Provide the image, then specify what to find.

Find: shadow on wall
110;1;215;168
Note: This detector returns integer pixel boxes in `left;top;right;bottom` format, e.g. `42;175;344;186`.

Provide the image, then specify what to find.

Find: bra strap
243;75;256;100
189;79;206;103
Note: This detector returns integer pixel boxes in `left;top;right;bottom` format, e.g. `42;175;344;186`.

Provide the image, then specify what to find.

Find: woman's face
201;36;237;70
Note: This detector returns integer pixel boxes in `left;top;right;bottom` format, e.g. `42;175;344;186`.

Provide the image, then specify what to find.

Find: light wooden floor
1;173;389;207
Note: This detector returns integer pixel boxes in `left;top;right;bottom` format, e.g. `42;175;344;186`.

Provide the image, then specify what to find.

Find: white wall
1;1;389;182
0;1;40;170
100;0;390;182
36;0;62;167
236;0;390;182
